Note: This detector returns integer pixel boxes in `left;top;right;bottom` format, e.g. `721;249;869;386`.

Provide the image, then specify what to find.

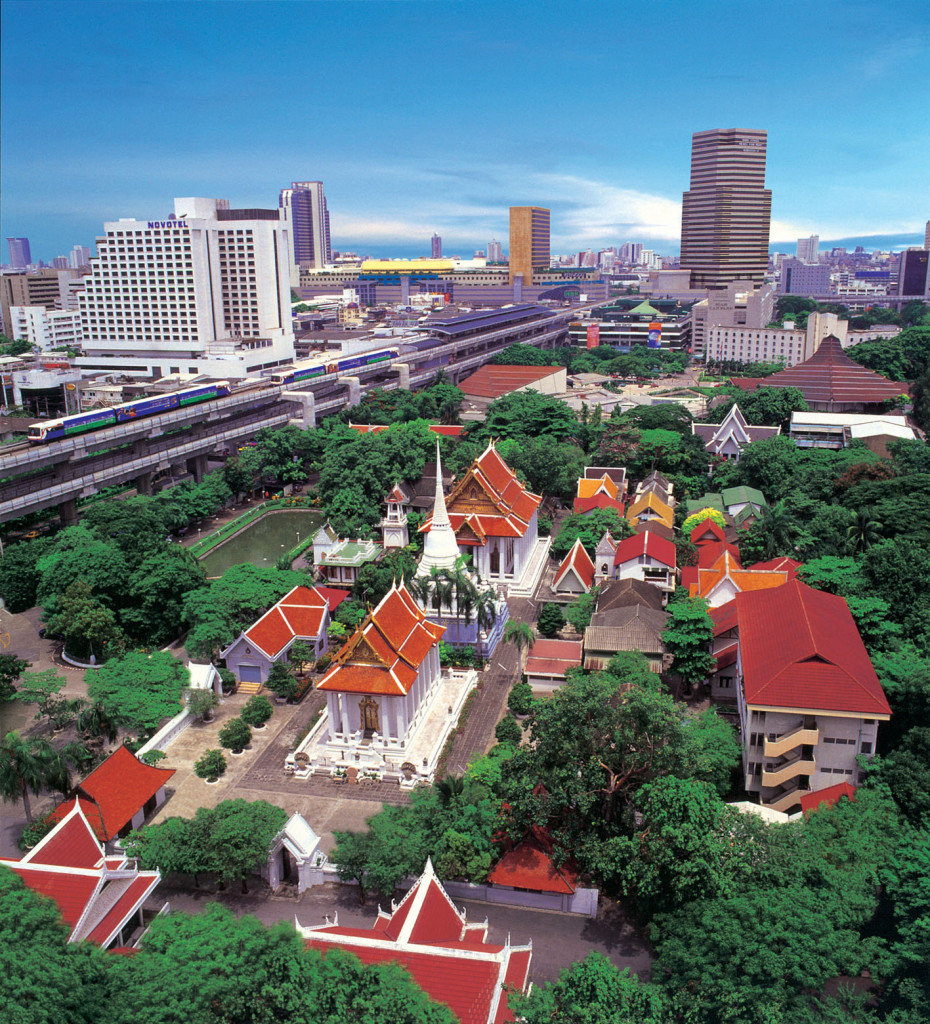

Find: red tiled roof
459;364;562;399
525;639;583;679
348;423;389;433
318;582;444;695
748;556;803;578
738;336;906;408
242;585;332;660
691;519;726;546
86;875;156;945
572;494;626;515
736;580;891;715
302;861;530;1024
715;643;738;670
698;540;741;568
30;799;108;866
429;424;465;436
553;539;596;591
710;599;739;636
800;782;857;813
314;586;351;612
6;866;99;929
488;831;579;895
47;747;174;842
614;530;676;569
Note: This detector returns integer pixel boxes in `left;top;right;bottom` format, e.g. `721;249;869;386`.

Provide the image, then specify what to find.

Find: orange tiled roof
576;474;619;501
689;551;788;600
421;442;541;545
459;363;562;399
317;582;444;696
627;491;674;528
241;585;335;660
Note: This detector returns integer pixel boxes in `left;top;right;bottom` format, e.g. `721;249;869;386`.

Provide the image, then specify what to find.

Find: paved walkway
444;596;535;776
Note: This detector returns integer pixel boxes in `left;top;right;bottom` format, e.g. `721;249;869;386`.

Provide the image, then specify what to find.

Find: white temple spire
418;439;460;574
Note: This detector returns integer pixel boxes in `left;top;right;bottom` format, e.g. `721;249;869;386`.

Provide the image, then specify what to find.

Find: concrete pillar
400;276;410;303
338;376;361;407
389;362;411;390
59;498;79;526
186;453;208;483
281;390;316;428
136;470;154;495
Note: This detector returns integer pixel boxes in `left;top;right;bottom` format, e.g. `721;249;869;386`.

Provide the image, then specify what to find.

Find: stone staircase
237;680;263;695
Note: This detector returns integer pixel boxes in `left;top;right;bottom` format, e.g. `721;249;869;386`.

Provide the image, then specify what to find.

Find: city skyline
1;0;928;262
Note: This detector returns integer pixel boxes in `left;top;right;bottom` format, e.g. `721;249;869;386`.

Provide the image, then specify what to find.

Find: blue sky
2;0;928;262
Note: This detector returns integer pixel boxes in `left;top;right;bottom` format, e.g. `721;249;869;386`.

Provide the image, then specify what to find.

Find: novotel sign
147;221;188;229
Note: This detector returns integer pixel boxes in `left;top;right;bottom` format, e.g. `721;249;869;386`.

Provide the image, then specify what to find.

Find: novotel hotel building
76;197;297;380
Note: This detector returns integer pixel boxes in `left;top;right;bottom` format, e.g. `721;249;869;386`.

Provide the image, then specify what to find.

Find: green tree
503;619;535;667
550;506;632;561
511;951;664;1024
88;651;190;737
536;602;565;638
36;525;131;611
494;714;523;747
662;595;716;693
13;669;66;728
0;653;30;701
123;548;207;644
0;536;55;613
0;731;66;821
564;590;597;633
265;661;299;700
44;579;126;661
218;716;251;753
352;547;418;606
482;390;578;444
186;689;219;722
0;865;107;1024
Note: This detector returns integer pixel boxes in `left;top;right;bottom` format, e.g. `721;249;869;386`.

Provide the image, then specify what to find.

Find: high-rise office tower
69;244;92;269
77;197;295;379
7;237;32;269
680;128;772;289
924;221;930;249
487;239;503;262
509;206;550;284
896;249;930;297
796;235;819;263
279;181;331;268
431;233;442;259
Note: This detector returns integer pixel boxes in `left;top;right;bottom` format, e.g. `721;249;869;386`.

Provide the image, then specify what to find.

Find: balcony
762;753;815;788
763;784;808;814
763;724;819;758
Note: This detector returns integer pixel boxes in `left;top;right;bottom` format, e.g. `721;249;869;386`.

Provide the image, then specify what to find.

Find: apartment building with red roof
420;441;542;593
46;745;175;842
735;580;891;814
1;800;161;949
221;584;347;686
298;859;532;1024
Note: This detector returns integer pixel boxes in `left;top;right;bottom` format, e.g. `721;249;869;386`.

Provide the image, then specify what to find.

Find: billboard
647;322;662;349
586;324;600;349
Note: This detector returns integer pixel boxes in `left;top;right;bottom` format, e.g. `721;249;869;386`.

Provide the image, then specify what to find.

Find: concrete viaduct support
282;390;317;429
136;470;154;495
389;363;411;390
59;498;79;526
338;376;361;407
186;453;208;483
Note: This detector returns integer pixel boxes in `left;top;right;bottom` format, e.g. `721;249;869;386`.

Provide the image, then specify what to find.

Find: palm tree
77;702;119;747
474;588;499;635
435;774;465;806
755;501;799;560
0;731;64;822
503;620;536;669
847;509;882;555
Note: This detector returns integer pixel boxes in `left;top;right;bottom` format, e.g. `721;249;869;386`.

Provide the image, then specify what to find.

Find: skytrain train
266;347;399;386
27;381;232;443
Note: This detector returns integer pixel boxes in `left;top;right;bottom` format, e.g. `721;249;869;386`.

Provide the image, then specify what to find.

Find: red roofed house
1;800;161;949
299;859;532;1024
221;584;347;687
488;827;595;914
314;581;446;759
47;745;175;843
420;441;542;594
573;472;625;516
612;530;677;597
551;538;596;596
525;638;583;692
459;363;566;402
735;580;891;814
688;550;789;608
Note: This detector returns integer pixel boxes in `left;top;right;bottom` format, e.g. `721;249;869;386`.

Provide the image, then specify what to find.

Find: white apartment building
77;197;296;379
706;311;848;367
10;305;83;352
690;281;774;358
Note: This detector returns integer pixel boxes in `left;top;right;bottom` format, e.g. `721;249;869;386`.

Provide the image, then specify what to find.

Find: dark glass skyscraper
7;237;32;270
279;181;331;268
680;129;771;290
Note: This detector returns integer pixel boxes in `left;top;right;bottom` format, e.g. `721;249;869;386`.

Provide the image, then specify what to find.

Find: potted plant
240;695;273;729
218;717;252;754
188;689;219;723
194;748;227;783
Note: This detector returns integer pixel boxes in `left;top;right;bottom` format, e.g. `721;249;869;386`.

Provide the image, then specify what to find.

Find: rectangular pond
199;509;322;577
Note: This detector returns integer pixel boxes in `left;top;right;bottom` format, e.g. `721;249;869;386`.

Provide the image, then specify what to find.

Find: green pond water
199;509;322;577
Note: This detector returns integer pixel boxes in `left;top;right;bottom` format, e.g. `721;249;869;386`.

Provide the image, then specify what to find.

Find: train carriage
28;408;118;442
